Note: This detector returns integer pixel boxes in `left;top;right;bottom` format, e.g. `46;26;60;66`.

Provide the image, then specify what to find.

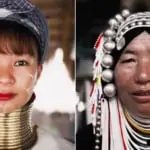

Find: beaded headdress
90;9;150;150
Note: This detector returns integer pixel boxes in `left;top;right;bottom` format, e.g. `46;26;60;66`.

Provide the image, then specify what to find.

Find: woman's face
115;31;150;118
0;52;42;113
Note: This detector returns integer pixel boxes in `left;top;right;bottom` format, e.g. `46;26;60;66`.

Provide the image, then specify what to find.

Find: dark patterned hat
0;0;49;64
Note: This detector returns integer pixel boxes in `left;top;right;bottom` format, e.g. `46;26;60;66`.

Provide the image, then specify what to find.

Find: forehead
0;28;38;57
125;31;150;51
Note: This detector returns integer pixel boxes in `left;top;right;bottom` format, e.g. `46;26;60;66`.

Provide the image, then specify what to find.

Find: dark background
76;0;122;130
76;0;121;60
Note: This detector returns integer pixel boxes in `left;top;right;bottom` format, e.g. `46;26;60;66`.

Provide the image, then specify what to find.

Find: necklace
123;108;150;150
124;110;150;134
0;94;37;150
95;98;150;150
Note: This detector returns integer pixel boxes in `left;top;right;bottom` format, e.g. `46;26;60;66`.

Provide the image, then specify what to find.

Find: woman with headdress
0;0;74;149
76;1;150;150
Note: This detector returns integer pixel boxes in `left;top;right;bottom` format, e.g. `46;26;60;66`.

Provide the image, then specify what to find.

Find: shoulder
76;124;96;150
32;127;74;150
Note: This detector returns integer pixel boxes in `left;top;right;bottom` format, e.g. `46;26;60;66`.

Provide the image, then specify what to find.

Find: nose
135;60;150;85
0;68;15;85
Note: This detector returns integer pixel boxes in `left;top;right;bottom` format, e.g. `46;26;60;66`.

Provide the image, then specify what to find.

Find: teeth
137;92;150;96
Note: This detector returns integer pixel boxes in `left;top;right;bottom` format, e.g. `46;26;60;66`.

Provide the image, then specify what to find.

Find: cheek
114;65;135;90
14;69;37;89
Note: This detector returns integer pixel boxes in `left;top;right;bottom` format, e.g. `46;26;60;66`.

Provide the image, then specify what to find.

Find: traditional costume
77;9;150;150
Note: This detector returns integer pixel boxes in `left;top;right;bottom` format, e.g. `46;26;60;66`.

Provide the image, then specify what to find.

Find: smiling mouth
0;93;16;101
132;91;150;103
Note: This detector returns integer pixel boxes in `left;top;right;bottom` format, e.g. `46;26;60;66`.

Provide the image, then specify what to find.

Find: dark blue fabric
0;0;49;63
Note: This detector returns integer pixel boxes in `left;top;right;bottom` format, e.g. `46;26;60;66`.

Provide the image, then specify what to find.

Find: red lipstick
0;93;16;101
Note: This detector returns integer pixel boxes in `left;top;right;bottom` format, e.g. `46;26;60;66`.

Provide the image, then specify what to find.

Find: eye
14;60;29;66
120;58;136;64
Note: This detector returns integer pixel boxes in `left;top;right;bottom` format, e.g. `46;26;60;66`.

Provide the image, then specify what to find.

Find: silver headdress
91;9;150;150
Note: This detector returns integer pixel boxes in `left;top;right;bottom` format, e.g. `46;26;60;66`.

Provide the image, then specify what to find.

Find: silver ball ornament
102;54;113;68
131;22;136;26
104;41;115;53
103;83;116;97
104;29;116;38
108;18;118;29
125;26;129;30
101;69;113;82
121;9;130;18
137;21;143;25
95;139;100;143
146;21;150;25
95;145;100;149
115;14;123;23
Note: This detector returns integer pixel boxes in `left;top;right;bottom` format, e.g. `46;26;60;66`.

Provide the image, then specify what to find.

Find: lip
0;93;16;101
132;90;150;103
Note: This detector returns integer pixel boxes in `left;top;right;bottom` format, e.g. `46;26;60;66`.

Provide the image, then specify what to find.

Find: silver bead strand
95;100;102;150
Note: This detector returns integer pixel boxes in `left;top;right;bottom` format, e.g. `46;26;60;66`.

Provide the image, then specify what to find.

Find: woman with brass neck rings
0;0;74;149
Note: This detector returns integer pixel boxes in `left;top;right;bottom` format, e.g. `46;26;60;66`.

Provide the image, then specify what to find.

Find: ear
37;64;43;80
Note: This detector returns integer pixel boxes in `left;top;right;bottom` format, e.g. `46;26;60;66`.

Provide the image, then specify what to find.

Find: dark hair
0;21;40;63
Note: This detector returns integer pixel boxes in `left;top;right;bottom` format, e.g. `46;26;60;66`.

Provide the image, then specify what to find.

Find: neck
0;96;37;150
124;108;150;134
130;113;150;125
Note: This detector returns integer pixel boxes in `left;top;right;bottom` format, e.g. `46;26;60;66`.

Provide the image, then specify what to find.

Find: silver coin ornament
101;69;113;82
102;54;113;68
103;83;116;97
116;37;125;50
